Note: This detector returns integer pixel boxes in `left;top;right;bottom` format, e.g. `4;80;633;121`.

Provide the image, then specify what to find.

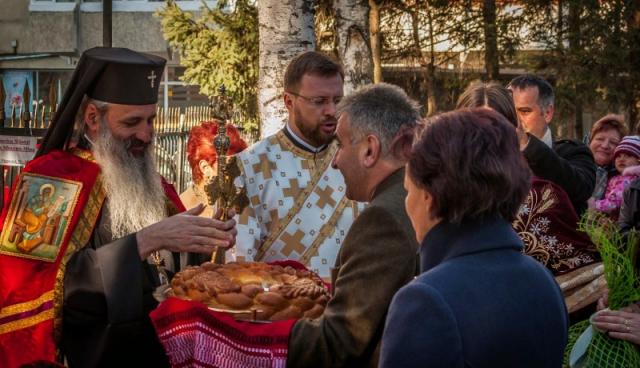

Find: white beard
91;120;167;240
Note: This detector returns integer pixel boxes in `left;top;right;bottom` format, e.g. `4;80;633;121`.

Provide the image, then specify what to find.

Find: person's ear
544;104;554;125
283;92;294;111
362;134;381;168
84;103;101;136
199;160;217;179
423;189;436;221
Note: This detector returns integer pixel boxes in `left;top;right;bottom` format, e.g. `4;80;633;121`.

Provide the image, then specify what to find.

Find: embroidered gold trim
351;201;360;219
69;147;96;162
254;142;339;261
0;290;54;319
300;196;349;265
274;130;333;161
512;184;556;265
53;175;105;344
0;308;54;335
52;149;106;345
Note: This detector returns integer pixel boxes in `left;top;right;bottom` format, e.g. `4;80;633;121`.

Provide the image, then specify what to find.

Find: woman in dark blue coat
380;109;568;368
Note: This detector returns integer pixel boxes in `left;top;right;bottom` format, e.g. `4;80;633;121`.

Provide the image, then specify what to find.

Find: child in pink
592;135;640;219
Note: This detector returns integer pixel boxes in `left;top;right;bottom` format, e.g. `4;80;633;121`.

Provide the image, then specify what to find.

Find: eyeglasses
286;91;342;108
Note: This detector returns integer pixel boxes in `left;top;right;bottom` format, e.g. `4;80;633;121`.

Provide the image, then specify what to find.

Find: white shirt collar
541;127;553;148
286;123;327;153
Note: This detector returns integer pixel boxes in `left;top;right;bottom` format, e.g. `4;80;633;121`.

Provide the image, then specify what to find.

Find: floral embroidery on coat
512;180;598;274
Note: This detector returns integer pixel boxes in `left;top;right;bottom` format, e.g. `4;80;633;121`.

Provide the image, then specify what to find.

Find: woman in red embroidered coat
456;81;599;275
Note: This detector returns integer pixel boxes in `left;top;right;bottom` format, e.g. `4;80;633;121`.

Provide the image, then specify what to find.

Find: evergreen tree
156;0;259;131
521;0;640;138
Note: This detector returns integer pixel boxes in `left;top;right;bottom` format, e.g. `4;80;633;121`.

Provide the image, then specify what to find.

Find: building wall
24;12;77;54
0;1;176;65
78;12;168;54
0;1;214;122
1;2;75;55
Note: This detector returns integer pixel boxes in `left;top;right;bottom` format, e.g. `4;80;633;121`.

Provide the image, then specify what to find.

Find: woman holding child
588;115;627;200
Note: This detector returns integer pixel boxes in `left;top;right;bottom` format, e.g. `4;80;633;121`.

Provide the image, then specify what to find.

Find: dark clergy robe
62;202;179;367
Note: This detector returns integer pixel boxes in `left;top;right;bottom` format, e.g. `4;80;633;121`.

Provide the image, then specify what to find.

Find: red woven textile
151;297;296;368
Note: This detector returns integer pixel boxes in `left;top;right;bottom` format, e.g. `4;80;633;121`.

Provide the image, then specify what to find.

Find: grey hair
336;83;421;157
71;97;110;144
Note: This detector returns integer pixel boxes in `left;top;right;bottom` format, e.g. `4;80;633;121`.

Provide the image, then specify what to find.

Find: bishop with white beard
0;48;237;368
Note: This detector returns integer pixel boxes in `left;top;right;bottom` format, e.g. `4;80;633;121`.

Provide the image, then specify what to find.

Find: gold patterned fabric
232;131;363;278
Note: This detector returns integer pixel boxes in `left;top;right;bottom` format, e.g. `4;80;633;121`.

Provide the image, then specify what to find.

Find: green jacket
287;168;418;368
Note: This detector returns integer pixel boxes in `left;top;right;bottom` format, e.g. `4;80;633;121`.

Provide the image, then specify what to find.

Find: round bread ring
255;292;288;309
217;293;254;310
270;305;303;321
170;262;330;321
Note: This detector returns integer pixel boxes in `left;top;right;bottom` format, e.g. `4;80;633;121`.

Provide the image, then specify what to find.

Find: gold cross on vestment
314;186;336;209
238;206;254;225
301;160;313;172
252;154;276;180
283;179;302;199
280;230;306;256
148;70;156;88
266;209;281;233
250;195;261;206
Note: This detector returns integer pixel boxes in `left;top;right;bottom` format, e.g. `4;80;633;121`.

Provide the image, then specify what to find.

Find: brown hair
407;109;531;223
589;114;627;143
456;81;518;127
284;51;344;93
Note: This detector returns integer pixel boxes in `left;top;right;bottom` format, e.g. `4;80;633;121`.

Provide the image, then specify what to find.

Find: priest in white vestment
230;51;362;278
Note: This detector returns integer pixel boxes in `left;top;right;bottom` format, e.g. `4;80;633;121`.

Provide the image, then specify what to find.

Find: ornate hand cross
205;85;249;263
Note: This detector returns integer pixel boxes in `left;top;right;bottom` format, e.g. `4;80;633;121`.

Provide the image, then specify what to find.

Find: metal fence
0;104;259;209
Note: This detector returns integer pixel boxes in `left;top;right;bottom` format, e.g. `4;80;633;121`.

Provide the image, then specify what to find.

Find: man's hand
516;120;529;151
136;204;237;259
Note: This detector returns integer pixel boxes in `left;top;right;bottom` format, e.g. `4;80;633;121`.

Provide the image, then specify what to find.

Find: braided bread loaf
170;262;330;321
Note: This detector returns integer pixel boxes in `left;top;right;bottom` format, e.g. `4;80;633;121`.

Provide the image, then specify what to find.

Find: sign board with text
0;136;37;166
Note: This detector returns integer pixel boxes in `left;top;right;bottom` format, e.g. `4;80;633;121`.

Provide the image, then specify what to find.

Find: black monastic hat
36;47;166;157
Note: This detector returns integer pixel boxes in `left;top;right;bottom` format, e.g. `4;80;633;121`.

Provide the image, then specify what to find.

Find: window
29;0;76;12
158;66;209;109
0;70;72;124
30;0;217;12
79;1;218;12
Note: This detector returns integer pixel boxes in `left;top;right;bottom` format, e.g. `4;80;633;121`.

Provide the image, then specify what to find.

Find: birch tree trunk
368;0;382;83
335;0;373;94
258;0;316;138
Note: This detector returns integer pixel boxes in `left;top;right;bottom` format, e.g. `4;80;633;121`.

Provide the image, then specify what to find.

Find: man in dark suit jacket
286;83;420;368
508;74;596;215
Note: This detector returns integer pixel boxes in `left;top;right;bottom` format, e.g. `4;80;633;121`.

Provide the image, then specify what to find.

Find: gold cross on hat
147;70;156;88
